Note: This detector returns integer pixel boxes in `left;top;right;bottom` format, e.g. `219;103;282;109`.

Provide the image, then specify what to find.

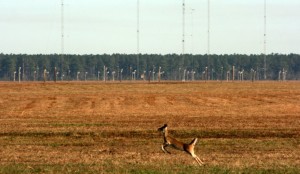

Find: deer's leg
161;144;171;154
194;155;204;166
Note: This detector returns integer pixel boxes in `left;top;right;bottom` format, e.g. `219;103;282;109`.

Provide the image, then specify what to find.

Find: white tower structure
137;0;140;79
263;0;267;80
61;0;64;80
182;0;186;63
207;0;210;70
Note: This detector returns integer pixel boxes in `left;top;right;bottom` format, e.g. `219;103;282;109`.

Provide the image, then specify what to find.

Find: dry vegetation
0;81;300;173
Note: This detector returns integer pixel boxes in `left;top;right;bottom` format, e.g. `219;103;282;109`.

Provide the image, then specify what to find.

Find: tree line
0;53;299;81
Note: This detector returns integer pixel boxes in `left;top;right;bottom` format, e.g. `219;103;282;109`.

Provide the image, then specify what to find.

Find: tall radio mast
61;0;64;80
182;0;186;65
137;0;140;79
207;0;210;70
263;0;267;80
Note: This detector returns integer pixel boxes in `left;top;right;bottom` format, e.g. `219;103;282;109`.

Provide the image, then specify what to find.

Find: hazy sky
0;0;299;55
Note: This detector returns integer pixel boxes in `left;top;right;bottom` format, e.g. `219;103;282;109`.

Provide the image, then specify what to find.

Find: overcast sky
0;0;299;55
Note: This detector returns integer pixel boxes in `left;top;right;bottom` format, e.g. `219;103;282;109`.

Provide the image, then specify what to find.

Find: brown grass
0;81;300;172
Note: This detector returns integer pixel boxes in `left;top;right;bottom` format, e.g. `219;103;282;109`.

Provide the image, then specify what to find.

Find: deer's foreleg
161;144;171;154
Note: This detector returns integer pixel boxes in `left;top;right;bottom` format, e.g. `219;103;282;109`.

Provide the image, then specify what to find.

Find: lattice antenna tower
182;0;186;64
61;0;64;80
264;0;267;80
207;0;210;69
137;0;140;79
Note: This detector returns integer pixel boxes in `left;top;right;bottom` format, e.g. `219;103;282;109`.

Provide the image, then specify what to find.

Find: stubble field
0;81;300;173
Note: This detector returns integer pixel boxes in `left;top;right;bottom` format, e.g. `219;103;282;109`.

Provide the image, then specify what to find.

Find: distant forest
0;53;299;81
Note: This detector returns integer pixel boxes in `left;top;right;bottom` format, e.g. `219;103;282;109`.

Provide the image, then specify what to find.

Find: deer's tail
189;138;198;146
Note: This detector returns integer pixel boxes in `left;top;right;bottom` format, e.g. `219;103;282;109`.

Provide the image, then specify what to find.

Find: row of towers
60;0;268;80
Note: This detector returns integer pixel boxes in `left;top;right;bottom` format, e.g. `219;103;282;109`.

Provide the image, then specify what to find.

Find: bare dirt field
0;81;300;173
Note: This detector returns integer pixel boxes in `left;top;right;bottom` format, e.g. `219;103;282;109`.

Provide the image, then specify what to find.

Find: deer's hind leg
193;155;204;166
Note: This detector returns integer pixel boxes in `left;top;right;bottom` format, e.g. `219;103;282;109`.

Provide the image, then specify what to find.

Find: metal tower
207;0;210;70
61;0;64;80
137;0;140;79
182;0;185;63
263;0;267;80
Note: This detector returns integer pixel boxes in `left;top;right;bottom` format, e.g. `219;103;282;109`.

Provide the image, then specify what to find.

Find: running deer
158;124;204;166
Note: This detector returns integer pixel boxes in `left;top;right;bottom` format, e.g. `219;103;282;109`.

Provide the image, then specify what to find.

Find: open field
0;81;300;173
